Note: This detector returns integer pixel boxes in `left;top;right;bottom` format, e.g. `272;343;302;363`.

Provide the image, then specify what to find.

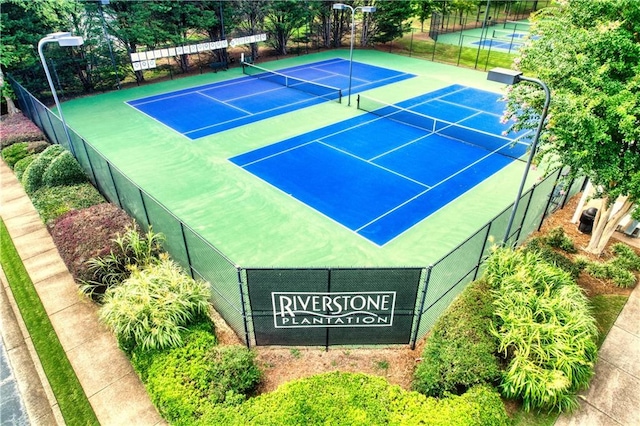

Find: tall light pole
332;3;376;106
38;32;84;157
487;67;551;245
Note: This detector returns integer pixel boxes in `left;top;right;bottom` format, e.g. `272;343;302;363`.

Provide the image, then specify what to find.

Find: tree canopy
503;0;640;254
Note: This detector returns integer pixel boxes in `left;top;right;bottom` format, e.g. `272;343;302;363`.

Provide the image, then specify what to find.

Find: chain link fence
9;75;584;349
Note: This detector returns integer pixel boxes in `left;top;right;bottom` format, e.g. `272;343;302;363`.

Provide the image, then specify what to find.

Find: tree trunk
585;196;634;255
0;67;19;115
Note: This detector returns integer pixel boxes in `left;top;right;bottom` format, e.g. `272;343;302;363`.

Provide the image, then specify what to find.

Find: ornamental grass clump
99;257;210;352
484;247;598;413
80;225;164;301
578;242;638;288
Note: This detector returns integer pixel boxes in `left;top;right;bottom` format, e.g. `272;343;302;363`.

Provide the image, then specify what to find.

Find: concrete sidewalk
0;161;164;425
555;261;640;426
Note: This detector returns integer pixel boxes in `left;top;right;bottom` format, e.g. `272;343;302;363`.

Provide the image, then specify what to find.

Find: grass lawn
0;218;99;426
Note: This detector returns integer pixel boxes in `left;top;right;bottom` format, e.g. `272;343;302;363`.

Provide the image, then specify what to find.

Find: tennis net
357;94;528;160
242;62;342;103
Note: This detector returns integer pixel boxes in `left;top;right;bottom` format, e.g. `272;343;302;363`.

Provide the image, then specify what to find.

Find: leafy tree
310;0;334;49
369;0;414;45
0;0;56;103
411;0;440;32
263;0;312;55
503;0;640;255
236;0;269;60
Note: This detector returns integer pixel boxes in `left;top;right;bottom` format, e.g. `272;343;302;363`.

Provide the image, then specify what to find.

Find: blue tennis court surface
126;58;414;139
231;84;532;245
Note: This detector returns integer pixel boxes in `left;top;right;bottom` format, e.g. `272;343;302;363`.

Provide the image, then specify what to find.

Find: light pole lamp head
487;67;523;85
333;3;347;10
43;32;84;47
361;6;376;13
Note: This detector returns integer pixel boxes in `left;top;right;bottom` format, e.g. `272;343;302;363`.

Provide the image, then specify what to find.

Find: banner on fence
246;268;422;346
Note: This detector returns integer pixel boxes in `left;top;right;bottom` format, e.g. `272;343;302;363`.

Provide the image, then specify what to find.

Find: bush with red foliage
0;112;46;148
48;203;135;283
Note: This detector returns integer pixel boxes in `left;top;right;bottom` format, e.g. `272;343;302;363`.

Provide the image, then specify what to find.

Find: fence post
77;138;98;186
473;224;492;281
179;223;195;279
237;268;252;348
105;162;123;208
514;188;535;244
44;110;62;145
538;168;563;231
139;188;152;230
410;266;431;350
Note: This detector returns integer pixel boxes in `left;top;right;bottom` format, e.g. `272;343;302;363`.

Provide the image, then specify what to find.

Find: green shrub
201;373;509;426
31;183;105;224
413;280;500;397
544;227;577;253
14;155;36;180
131;321;261;424
1;140;50;169
580;243;638;288
99;257;210;352
610;242;640;272
80;225;164;301
2;142;29;168
485;248;598;412
42;150;87;187
21;144;65;194
132;321;219;421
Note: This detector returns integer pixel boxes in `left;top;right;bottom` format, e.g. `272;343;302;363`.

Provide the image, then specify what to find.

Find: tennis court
61;50;543;267
231;84;531;245
436;19;533;53
126;58;414;139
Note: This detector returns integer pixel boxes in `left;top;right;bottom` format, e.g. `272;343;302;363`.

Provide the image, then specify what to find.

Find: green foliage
585;262;636;288
133;322;218;421
99;257;210;352
505;0;640;237
201;373;509;426
485;248;598;412
31;183;105;224
2;142;28;168
1;140;49;168
580;243;639;288
80;225;165;301
21;144;65;194
610;243;640;272
544;227;577;253
522;237;582;279
13;154;36;180
132;321;262;424
41;150;87;187
413;280;500;397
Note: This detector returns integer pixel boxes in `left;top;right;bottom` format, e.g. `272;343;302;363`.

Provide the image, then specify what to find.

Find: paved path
0;161;164;425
